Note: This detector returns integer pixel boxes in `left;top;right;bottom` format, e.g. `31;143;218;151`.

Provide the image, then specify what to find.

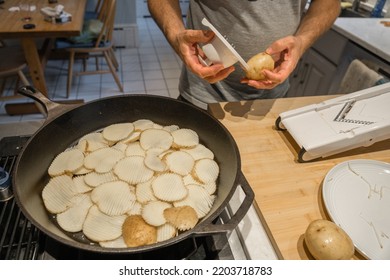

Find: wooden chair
55;0;123;97
0;43;30;101
85;0;105;20
339;59;384;94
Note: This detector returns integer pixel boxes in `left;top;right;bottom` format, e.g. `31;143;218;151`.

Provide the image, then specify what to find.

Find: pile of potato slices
42;119;219;248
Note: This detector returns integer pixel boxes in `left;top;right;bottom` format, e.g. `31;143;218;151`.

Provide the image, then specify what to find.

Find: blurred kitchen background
0;0;190;124
0;0;389;124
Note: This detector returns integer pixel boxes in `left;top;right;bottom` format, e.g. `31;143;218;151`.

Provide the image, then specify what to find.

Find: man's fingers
205;66;235;83
183;30;215;43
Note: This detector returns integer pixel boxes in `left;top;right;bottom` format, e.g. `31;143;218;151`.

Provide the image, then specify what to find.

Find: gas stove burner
0;167;13;202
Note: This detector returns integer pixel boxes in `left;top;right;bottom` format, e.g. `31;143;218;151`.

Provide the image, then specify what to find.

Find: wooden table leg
5;38;84;115
5;38;49;115
21;37;49;95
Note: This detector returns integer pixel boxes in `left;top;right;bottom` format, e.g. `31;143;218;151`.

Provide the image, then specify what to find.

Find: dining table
207;93;390;260
0;0;87;115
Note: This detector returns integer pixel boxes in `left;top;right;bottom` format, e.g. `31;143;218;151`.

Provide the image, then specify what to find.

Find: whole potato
245;52;275;80
304;219;355;260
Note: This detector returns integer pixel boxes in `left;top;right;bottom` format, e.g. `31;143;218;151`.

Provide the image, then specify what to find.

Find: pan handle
192;170;255;236
17;86;81;120
17;86;57;117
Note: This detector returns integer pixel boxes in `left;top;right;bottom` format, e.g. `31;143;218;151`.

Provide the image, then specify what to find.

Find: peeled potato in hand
245;52;275;80
304;219;355;260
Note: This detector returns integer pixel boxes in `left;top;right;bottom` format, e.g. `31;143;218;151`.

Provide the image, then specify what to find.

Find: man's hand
241;35;303;89
175;29;235;84
241;0;340;90
147;0;233;83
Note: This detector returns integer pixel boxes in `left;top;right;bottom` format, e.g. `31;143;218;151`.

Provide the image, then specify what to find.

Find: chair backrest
94;0;117;48
94;0;104;14
339;59;383;94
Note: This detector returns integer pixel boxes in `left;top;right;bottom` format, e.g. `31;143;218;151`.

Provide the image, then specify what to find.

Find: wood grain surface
208;95;390;260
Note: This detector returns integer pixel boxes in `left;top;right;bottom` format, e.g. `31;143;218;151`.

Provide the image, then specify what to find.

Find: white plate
201;18;249;71
323;159;390;259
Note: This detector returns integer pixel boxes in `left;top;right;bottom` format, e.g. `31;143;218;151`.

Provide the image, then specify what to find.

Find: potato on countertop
304;219;355;260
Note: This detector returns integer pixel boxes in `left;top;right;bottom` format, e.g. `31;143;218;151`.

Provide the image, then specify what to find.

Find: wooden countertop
208;95;390;260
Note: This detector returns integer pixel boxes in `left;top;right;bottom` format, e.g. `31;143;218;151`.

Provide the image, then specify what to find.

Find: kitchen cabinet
287;48;337;97
287;29;347;97
287;19;390;97
328;40;390;93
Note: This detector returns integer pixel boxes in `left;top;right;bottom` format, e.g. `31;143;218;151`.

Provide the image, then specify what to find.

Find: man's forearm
295;0;340;55
147;0;185;52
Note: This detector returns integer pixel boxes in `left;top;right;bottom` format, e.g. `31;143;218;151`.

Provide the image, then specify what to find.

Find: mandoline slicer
275;83;390;162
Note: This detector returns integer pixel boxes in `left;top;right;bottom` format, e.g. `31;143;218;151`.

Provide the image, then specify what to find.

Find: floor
0;13;183;124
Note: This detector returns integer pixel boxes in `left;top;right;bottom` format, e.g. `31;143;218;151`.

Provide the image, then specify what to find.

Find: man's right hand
174;29;235;84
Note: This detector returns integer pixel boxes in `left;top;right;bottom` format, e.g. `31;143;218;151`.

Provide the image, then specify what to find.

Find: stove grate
0;136;44;260
0;199;43;260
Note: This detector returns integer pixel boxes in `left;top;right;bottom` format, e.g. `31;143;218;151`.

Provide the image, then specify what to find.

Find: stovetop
0;136;238;260
0;136;43;260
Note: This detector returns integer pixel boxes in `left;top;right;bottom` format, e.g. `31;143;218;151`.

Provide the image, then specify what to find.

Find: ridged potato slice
183;144;214;160
144;149;167;172
112;142;128;153
77;132;109;153
165;150;194;176
73;166;92;176
193;158;219;184
133;119;155;131
114;156;154;184
84;147;124;173
57;193;93;232
157;223;177;242
72;175;93;193
136;178;157;204
84;171;118;187
203;181;217;195
120;131;141;144
153;123;163;129
99;236;127;248
125;142;145;157
174;184;215;218
48;148;84;177
183;175;216;194
142;201;171;227
171;128;199;148
83;205;127;242
139;128;173;151
152;173;188;202
163;124;179;132
42;175;77;214
102;122;135;142
91;181;136;216
164;206;198;231
182;174;199;185
127;201;143;216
